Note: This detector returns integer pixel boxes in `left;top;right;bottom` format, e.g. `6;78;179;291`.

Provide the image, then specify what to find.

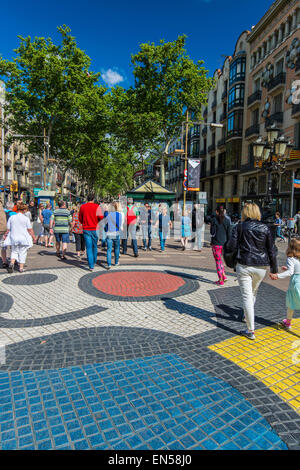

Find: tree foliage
0;29;214;197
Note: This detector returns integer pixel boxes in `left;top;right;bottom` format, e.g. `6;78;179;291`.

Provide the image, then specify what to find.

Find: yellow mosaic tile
209;319;300;415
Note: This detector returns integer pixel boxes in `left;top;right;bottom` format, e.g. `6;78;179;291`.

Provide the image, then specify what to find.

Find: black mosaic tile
2;273;58;286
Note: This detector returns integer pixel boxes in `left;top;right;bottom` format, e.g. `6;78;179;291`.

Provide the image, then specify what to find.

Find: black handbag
223;223;242;270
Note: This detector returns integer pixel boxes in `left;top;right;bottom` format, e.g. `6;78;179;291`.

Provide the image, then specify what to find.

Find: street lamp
14;159;23;200
252;124;293;236
181;111;223;213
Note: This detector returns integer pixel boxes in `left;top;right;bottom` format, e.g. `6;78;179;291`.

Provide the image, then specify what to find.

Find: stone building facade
242;0;300;215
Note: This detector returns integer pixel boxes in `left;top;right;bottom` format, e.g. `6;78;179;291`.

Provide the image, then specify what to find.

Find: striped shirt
51;209;72;233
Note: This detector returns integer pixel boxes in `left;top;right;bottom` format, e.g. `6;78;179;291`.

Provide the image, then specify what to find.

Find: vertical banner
187;159;201;191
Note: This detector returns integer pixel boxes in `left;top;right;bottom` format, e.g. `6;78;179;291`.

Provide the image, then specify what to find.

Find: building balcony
265;112;283;128
267;72;286;92
240;161;257;174
229;74;246;86
227;129;243;139
225;160;241;173
245;124;260;138
292;103;300;119
228;99;244;111
208;143;216;153
247;90;262;107
217;137;226;148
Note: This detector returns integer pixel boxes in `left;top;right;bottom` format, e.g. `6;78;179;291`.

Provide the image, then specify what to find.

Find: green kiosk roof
126;180;176;201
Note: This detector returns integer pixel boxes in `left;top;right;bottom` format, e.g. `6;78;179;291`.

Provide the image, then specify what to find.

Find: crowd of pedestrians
1;196;300;343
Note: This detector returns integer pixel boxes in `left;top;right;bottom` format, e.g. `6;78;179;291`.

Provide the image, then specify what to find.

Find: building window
248;177;257;195
254;77;260;91
258;175;266;193
227;110;243;136
294;123;300;149
273;93;283;113
228;84;245;110
251;108;259;126
233;175;238;195
280;171;291;192
275;58;284;75
229;57;246;86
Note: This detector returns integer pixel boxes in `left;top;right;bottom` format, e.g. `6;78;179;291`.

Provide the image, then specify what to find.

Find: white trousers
11;245;29;264
236;263;267;332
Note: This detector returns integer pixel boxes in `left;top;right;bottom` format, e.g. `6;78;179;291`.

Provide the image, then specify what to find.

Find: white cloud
101;68;124;87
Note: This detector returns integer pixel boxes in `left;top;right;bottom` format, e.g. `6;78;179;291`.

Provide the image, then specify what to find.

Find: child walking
270;239;300;329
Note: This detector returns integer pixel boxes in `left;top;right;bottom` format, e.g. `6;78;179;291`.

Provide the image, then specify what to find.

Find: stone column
284;21;290;38
292;11;297;30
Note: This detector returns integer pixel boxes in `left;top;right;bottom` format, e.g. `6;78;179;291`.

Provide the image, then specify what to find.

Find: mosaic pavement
0;264;299;450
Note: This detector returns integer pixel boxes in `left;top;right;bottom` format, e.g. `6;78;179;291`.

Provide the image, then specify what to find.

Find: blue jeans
83;230;98;269
122;224;138;255
106;235;120;266
142;225;152;248
159;231;167;251
276;227;285;240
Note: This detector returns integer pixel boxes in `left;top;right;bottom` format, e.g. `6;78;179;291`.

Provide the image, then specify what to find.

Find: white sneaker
241;330;255;340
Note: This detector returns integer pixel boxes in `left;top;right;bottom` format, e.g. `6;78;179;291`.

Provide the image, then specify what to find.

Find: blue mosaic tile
89;434;105;446
74;439;90;450
69;429;85;442
0;354;287;450
54;434;69;447
84;424;99;436
2;440;17;450
35;429;50;441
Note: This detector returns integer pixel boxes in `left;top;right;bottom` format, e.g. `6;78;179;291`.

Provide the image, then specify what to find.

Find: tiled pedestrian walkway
0;258;299;450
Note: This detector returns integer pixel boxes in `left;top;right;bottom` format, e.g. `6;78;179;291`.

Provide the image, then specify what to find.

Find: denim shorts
54;232;70;243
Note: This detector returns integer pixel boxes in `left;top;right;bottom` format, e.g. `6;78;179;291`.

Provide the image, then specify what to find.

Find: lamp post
14;159;23;200
252;124;293;238
181;114;223;213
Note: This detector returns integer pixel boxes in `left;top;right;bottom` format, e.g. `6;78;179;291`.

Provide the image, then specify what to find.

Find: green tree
131;35;215;186
0;25;108;192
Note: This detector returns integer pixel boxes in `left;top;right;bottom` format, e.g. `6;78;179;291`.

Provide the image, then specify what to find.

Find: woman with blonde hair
225;203;277;340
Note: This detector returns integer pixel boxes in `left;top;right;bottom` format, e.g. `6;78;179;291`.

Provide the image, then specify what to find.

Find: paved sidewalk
0;237;299;450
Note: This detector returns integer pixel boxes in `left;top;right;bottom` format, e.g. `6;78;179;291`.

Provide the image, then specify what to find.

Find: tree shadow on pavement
164;270;217;285
162;297;241;337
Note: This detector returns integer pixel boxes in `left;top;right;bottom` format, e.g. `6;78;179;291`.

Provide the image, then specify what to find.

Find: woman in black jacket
210;205;232;286
225;203;278;340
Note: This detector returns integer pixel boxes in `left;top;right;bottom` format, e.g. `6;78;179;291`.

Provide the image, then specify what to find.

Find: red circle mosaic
92;271;185;297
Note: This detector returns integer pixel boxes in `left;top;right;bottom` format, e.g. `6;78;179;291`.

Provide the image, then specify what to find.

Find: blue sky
1;0;273;87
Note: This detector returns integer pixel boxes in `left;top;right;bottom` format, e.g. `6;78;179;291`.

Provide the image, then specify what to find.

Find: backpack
0;204;7;234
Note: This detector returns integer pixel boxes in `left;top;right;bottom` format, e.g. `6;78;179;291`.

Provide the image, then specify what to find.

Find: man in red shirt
79;194;103;271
